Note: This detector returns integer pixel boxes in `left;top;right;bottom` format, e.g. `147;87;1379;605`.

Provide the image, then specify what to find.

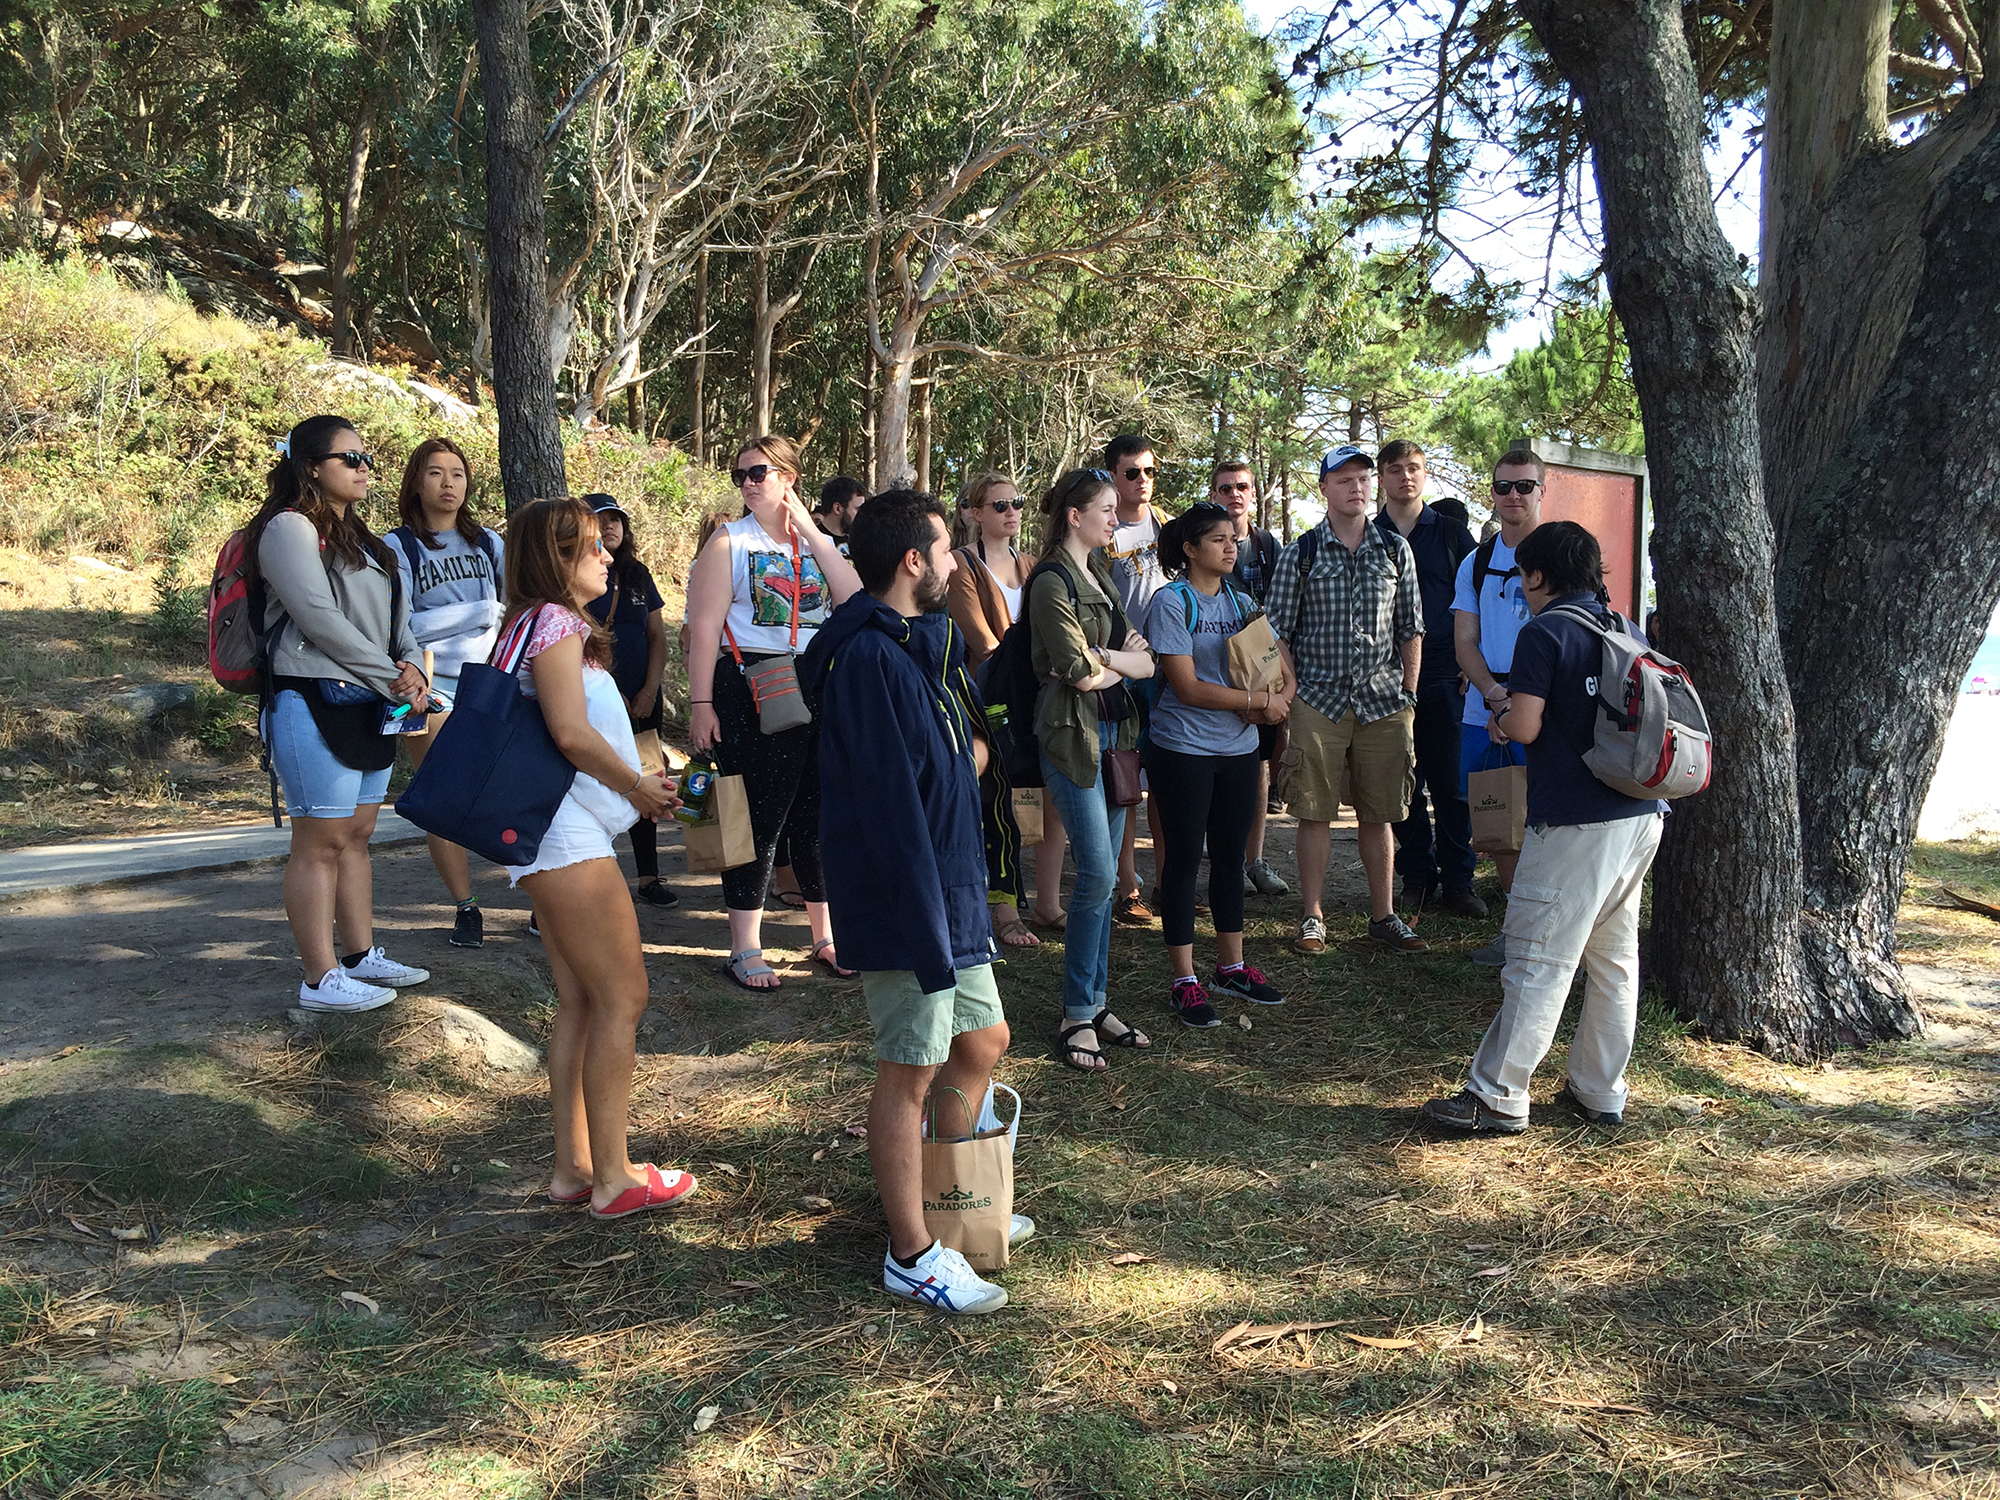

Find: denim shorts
265;690;391;819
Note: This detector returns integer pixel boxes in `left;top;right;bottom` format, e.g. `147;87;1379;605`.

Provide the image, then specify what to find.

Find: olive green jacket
1029;549;1141;789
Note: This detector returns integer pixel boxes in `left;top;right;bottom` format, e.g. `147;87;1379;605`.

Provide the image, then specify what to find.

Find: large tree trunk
690;250;708;464
873;318;918;487
328;101;375;359
1757;0;2000;1044
473;0;567;513
1524;0;1825;1057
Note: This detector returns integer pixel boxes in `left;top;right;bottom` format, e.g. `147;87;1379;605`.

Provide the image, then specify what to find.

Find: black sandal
1093;1010;1151;1049
1056;1020;1108;1072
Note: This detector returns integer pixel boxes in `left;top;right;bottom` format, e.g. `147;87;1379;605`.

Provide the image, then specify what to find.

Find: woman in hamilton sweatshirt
389;437;506;948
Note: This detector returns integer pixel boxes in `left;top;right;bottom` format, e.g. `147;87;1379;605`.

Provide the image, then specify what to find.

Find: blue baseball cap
1319;445;1375;478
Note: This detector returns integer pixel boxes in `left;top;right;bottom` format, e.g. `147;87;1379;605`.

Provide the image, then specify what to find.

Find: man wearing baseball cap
1264;446;1427;955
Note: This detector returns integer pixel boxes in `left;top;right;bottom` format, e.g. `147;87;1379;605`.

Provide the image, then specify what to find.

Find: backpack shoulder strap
1471;535;1498;595
478;527;500;587
390;526;424;594
1295;527;1321;578
1167;577;1199;634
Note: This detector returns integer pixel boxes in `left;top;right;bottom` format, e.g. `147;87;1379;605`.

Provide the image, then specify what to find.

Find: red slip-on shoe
546;1184;592;1205
588;1163;699;1220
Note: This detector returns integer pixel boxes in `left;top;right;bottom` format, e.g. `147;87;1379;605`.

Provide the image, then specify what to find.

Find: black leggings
712;654;825;911
1146;744;1260;947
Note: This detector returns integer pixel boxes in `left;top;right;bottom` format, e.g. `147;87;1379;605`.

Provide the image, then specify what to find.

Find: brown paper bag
1468;763;1528;854
632;728;665;777
683;772;755;872
1010;786;1044;844
1227;612;1286;696
921;1109;1015;1272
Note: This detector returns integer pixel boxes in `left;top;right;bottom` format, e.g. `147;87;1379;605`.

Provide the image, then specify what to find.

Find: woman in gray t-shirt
1142;502;1296;1026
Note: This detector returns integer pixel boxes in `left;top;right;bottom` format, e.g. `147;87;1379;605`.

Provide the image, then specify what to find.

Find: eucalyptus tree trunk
328;101;374;359
472;0;567;513
1523;0;1822;1055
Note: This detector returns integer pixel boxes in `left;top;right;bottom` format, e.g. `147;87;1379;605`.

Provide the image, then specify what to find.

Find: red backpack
208;529;274;693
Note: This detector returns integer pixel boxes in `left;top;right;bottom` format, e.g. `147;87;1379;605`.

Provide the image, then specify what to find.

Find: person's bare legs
726;906;777;988
1034;798;1069;922
1358;820;1395;922
331;803;381;955
283;809;374;980
1295;820;1333;922
869;1021;1010;1259
990;899;1037;946
404;723;472;902
1117;802;1141;900
524;858;652;1209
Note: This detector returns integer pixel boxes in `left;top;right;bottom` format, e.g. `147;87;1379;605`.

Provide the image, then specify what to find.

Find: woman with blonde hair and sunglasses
498;496;695;1220
685;436;862;990
946;471;1068;950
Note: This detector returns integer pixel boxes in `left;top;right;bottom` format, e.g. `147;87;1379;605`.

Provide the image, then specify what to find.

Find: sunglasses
1213;481;1252;495
981;498;1024;512
318;451;375;472
732;464;776;487
1491;479;1541;496
1123;465;1157;481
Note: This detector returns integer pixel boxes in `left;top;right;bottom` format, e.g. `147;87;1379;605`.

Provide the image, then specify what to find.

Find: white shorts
506;795;619;886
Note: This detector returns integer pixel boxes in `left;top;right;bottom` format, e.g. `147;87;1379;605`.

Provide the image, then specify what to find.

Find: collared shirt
1266;515;1423;726
1374;504;1472;687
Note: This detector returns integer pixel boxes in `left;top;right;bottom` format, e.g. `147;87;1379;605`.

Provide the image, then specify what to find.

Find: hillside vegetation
0;256;724;848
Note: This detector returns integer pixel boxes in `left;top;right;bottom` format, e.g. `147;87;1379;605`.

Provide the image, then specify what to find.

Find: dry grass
0;847;1996;1496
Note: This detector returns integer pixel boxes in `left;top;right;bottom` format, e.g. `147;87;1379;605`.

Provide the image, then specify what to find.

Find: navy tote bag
395;607;576;866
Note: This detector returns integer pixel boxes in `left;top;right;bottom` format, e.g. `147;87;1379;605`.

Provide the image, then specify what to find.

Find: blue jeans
1040;722;1127;1023
1395;679;1476;891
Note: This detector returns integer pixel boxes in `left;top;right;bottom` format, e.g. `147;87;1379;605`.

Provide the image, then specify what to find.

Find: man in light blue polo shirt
1452;451;1543;966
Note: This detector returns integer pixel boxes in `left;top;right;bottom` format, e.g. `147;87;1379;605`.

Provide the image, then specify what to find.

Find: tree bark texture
1770;82;2000;1043
1524;0;1824;1057
690;250;708;466
328;101;375;359
472;0;567;513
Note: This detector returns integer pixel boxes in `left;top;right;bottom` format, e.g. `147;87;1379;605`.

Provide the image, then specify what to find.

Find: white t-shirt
719;515;831;654
1451;534;1534;726
1104;509;1165;622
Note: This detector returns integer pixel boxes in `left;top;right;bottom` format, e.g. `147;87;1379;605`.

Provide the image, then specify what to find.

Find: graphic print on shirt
414;549;495;597
747;550;829;629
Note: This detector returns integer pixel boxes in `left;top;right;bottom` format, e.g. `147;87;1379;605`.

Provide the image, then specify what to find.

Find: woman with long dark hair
498;496;695;1219
1028;469;1157;1071
684;435;862;990
388;436;505;947
583;493;677;910
1143;502;1292;1027
247;414;431;1013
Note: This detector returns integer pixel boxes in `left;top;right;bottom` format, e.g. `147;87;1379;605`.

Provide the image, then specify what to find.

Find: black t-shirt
585;559;665;701
1506;591;1664;828
1374;505;1474;686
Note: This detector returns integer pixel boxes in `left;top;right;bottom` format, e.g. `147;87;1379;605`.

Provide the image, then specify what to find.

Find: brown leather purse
1101;747;1143;808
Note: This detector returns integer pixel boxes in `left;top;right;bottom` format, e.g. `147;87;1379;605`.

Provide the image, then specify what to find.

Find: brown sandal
995;916;1039;948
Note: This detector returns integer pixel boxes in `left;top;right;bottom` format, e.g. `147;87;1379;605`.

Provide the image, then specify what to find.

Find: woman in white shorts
497;497;696;1221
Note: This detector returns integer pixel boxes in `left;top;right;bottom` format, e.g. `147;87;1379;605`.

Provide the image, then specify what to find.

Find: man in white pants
1420;521;1664;1132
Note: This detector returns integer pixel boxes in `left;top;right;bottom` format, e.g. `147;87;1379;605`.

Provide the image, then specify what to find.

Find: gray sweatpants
1467;813;1664;1119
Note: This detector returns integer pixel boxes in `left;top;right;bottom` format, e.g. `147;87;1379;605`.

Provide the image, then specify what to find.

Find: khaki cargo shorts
1279;698;1416;824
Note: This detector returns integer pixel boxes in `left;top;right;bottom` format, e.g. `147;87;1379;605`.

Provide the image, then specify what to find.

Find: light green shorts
863;963;1005;1067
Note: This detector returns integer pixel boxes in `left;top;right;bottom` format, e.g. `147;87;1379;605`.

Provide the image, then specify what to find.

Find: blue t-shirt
585;559;665;702
1143;579;1260;758
1452;535;1533;726
1507;592;1664;828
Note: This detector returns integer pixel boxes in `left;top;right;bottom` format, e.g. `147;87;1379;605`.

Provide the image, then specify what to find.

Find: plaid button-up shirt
1265;516;1424;726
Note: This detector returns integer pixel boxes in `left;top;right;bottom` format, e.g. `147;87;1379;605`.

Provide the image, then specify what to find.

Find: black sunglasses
1123;465;1157;481
981;497;1024;512
731;464;775;487
317;450;375;472
1491;479;1541;496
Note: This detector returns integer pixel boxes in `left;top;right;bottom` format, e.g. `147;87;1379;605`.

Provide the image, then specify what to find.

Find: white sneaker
344;947;430;986
298;967;396;1013
1008;1213;1036;1250
882;1240;1008;1314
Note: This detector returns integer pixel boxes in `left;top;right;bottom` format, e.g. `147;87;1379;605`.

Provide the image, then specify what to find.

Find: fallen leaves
1236;1014;1253;1031
338;1291;380;1316
1344;1334;1421;1350
1471;1265;1511;1279
709;1162;742;1177
799;1195;833;1211
844;1124;868;1138
692;1404;721;1433
1212;1320;1421;1360
108;1226;147;1243
1109;1252;1151;1266
1535;1396;1648;1416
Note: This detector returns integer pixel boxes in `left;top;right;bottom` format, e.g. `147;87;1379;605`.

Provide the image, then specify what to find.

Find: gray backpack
1546;605;1712;801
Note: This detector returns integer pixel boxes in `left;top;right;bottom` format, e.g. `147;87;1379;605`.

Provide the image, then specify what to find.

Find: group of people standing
239;411;1667;1312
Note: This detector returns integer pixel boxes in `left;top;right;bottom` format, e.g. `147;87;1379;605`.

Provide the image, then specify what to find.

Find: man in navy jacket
801;488;1014;1315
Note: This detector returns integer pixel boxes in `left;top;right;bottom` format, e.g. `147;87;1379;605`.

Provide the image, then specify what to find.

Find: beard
914;557;950;613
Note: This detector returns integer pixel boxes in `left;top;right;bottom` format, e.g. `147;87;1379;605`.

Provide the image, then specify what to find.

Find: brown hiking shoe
1368;914;1430;954
1113;892;1156;926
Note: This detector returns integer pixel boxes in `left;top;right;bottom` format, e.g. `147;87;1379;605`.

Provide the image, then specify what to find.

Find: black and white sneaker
450;904;484;948
1212;963;1286;1006
635;881;680;909
1170;977;1220;1028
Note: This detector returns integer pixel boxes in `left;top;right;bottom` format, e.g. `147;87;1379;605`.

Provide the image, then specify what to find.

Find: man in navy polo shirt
1420;521;1665;1134
1372;438;1480;917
